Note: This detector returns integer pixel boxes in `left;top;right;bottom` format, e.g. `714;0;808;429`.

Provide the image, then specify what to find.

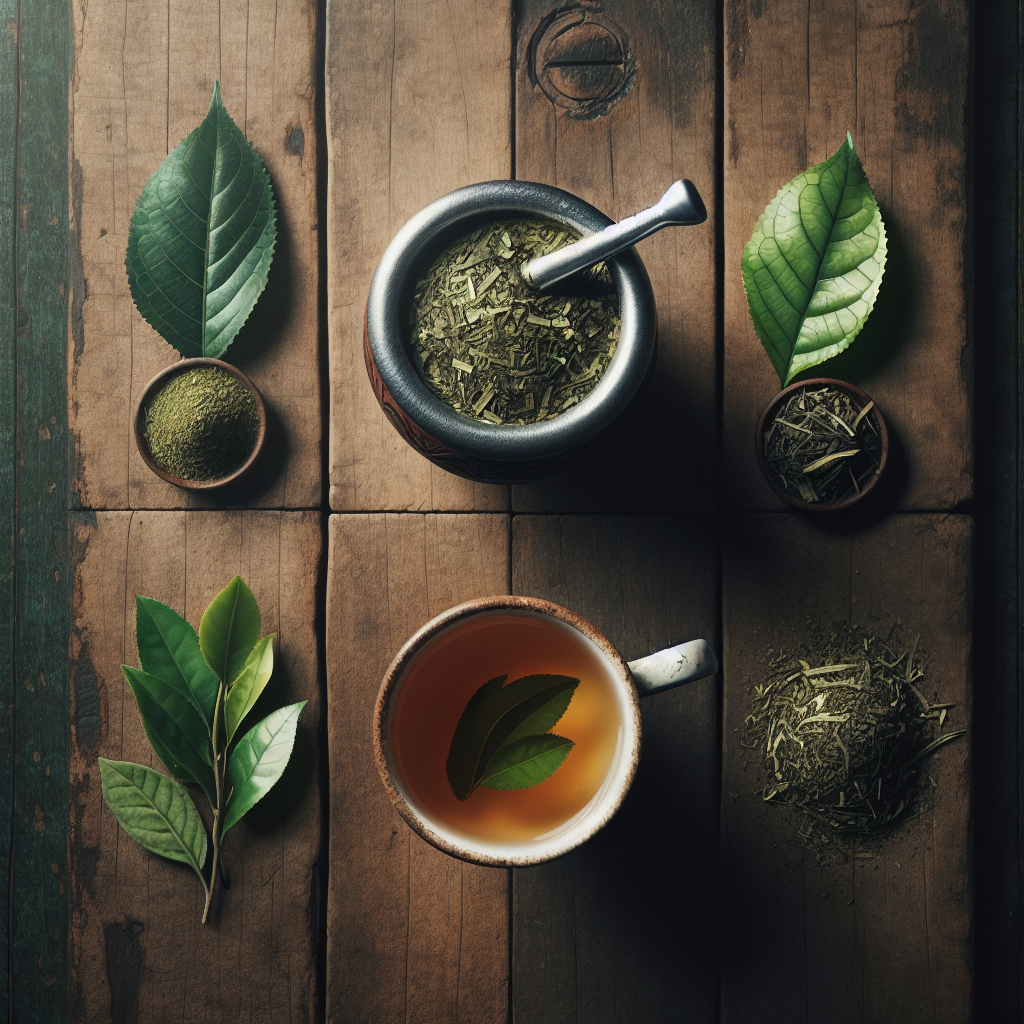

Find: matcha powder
143;367;260;481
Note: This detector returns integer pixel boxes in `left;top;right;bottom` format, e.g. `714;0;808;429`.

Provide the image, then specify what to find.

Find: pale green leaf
479;734;574;790
224;634;275;743
742;132;887;385
125;81;277;359
135;596;219;726
199;576;261;685
222;701;305;835
99;759;207;877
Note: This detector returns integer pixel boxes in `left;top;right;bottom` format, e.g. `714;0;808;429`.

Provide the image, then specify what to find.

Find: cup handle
627;639;718;697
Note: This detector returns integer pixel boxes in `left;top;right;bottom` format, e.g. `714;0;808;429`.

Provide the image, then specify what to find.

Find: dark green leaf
139;711;196;785
446;673;579;800
224;634;274;743
125;81;277;359
99;759;207;878
742;132;887;385
199;575;261;685
479;734;575;790
222;701;305;835
121;665;217;804
135;595;219;726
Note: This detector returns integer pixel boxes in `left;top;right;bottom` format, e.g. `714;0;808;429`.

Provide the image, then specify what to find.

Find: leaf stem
203;681;226;924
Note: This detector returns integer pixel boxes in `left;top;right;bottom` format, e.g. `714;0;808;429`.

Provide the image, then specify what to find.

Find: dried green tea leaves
763;385;882;504
143;367;260;481
744;622;964;860
409;218;620;425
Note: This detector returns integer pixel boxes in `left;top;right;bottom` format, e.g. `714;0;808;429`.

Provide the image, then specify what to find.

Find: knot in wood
530;9;635;119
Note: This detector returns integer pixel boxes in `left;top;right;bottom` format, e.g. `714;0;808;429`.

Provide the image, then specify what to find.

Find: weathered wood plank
70;0;320;510
511;515;719;1023
721;514;972;1024
69;511;321;1022
10;0;73;1015
325;0;510;512
0;0;16;998
722;0;971;510
325;513;509;1023
511;0;717;513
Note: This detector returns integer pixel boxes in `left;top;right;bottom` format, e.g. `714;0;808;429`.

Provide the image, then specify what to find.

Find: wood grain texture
69;511;321;1022
325;513;509;1023
0;0;15;998
511;516;719;1023
721;514;972;1024
723;0;971;510
511;0;717;513
70;0;320;510
325;0;510;512
9;0;73;1014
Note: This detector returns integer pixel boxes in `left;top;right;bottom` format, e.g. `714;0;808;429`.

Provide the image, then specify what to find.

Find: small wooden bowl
134;357;267;490
755;377;888;511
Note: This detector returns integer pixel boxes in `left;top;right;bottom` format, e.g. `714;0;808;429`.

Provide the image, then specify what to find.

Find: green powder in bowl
143;367;261;481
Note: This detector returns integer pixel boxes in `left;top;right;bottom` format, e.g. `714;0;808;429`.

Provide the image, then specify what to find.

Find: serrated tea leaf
479;733;575;790
139;710;197;785
446;673;579;800
222;701;305;835
742;132;887;385
135;596;219;726
99;759;207;877
121;665;216;804
224;634;275;743
125;81;277;359
199;575;261;685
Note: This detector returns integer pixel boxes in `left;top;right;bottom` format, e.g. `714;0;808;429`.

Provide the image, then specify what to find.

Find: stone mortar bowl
364;180;657;484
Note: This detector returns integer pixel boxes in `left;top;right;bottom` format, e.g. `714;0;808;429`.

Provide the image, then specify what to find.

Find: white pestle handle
627;639;718;698
520;179;707;292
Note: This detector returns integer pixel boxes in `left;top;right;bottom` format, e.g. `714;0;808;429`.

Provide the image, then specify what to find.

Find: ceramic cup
373;595;717;867
364;180;657;484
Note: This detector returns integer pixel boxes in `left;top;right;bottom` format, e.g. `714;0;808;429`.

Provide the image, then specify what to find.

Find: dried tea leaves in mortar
409;219;620;425
764;385;882;505
144;367;260;481
743;622;964;861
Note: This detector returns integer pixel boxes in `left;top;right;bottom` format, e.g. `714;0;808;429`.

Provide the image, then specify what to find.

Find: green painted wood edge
0;0;16;1012
8;0;71;1017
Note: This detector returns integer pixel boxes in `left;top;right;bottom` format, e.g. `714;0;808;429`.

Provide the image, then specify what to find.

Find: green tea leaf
479;734;575;790
121;665;217;804
139;710;196;785
446;673;579;800
224;634;275;743
222;700;306;836
199;576;261;685
135;596;219;726
742;132;887;385
99;759;207;878
125;81;277;359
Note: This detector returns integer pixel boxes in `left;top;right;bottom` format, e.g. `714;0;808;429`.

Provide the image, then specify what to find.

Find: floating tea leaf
409;219;620;425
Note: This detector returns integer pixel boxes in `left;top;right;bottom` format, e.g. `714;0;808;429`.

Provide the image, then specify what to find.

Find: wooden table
3;1;1019;1021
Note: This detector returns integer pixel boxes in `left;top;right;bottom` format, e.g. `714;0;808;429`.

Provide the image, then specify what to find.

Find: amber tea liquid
390;611;625;845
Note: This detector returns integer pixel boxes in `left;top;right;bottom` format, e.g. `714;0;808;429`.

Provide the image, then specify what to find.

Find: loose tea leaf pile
410;218;620;425
764;385;882;504
744;622;964;858
144;367;260;481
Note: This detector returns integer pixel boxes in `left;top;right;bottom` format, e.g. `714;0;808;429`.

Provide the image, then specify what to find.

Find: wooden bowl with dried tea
364;180;657;484
755;378;888;511
134;357;266;490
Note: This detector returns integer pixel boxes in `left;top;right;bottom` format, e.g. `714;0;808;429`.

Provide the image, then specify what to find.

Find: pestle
520;179;707;292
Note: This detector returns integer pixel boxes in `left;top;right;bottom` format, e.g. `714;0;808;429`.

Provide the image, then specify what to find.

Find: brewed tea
390;611;625;844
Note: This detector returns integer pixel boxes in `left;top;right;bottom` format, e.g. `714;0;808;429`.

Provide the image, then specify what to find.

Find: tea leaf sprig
100;577;304;923
742;132;887;385
446;673;579;800
126;82;276;360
